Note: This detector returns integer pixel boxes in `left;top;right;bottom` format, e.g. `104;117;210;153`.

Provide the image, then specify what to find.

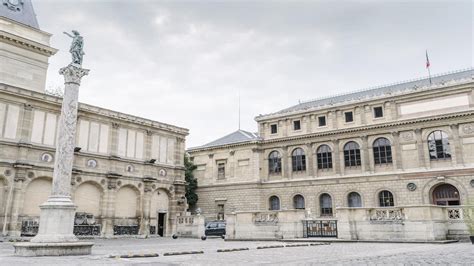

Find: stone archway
22;178;52;217
431;184;460;206
73;182;103;217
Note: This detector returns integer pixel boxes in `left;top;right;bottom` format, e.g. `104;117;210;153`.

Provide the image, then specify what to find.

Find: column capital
59;64;90;85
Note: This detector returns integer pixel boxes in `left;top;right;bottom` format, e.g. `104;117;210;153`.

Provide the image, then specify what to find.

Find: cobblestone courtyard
0;238;472;265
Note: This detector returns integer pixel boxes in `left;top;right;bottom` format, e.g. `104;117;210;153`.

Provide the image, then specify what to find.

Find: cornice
0;83;189;136
261;110;474;146
255;78;473;122
0;30;57;56
188;110;474;153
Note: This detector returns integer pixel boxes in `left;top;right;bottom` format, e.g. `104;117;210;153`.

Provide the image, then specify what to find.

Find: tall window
269;196;280;210
268;151;282;174
292;148;306;172
320;193;333;216
344;141;361;167
293;194;305;209
373;138;392;165
317;145;332;169
378;190;394;207
428;130;451;160
217;204;225;220
217;163;225;179
348;192;362;207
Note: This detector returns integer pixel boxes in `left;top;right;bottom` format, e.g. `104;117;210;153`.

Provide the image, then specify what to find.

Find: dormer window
293;120;301;131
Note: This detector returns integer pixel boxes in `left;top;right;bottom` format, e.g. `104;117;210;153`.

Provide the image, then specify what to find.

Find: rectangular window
270;124;278;134
318;116;326;127
293;120;301;131
344;111;354;123
217;163;225;179
217;204;225;220
374;106;384;118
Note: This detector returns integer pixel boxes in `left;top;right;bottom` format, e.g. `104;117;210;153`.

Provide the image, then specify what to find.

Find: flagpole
427;66;432;85
426;50;432;85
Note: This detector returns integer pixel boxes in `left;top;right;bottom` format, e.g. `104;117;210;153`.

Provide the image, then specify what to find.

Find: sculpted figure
63;30;85;65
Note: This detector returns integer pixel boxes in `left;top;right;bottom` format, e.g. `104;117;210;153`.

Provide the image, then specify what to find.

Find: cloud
34;0;472;147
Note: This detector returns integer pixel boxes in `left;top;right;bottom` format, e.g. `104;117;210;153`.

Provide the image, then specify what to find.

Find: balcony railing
445;206;473;221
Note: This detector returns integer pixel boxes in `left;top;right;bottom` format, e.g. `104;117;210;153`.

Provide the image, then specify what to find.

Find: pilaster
415;128;428;169
450;124;463;166
391;131;402;170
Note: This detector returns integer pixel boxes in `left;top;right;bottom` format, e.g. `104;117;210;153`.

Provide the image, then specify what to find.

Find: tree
184;155;198;211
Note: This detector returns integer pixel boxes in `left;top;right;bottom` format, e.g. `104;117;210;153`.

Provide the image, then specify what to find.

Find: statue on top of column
63;30;84;66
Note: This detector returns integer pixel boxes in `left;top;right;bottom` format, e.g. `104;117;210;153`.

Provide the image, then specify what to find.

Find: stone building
0;1;188;237
188;69;474;240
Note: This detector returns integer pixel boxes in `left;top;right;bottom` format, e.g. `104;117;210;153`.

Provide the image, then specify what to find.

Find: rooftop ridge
299;68;473;105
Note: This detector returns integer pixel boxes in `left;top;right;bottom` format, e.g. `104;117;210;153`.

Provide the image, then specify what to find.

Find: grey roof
190;130;261;150
0;0;39;29
260;68;473;118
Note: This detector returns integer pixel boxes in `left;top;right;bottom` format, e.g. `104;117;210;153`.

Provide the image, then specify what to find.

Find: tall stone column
14;64;93;256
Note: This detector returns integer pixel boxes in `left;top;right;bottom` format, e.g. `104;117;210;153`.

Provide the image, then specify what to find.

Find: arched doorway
432;184;460;206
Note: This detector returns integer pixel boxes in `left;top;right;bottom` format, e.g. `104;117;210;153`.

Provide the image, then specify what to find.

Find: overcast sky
34;0;473;148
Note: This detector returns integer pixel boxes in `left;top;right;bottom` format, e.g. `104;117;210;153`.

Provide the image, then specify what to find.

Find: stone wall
226;210;306;240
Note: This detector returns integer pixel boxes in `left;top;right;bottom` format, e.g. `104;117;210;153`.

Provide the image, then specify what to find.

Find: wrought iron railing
303;220;337;238
113;225;139;235
21;220;39;236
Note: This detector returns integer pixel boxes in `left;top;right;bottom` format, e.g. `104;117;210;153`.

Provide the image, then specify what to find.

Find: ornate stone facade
188;69;474;240
0;6;188;238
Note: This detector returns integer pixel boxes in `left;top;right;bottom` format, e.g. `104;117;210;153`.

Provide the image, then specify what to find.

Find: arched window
344;141;361;167
320;193;333;216
378;190;394;207
432;184;460;206
293;194;305;209
428;130;451;160
292;148;306;172
317;145;333;169
268;151;282;174
347;192;362;207
269;196;280;210
373;138;392;165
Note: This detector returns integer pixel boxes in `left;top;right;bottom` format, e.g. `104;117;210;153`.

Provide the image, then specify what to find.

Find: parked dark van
204;221;226;236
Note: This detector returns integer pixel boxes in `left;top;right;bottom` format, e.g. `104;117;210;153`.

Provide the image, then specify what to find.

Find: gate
303;220;337;238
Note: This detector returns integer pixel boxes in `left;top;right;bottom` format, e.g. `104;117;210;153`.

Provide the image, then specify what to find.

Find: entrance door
157;212;166;236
